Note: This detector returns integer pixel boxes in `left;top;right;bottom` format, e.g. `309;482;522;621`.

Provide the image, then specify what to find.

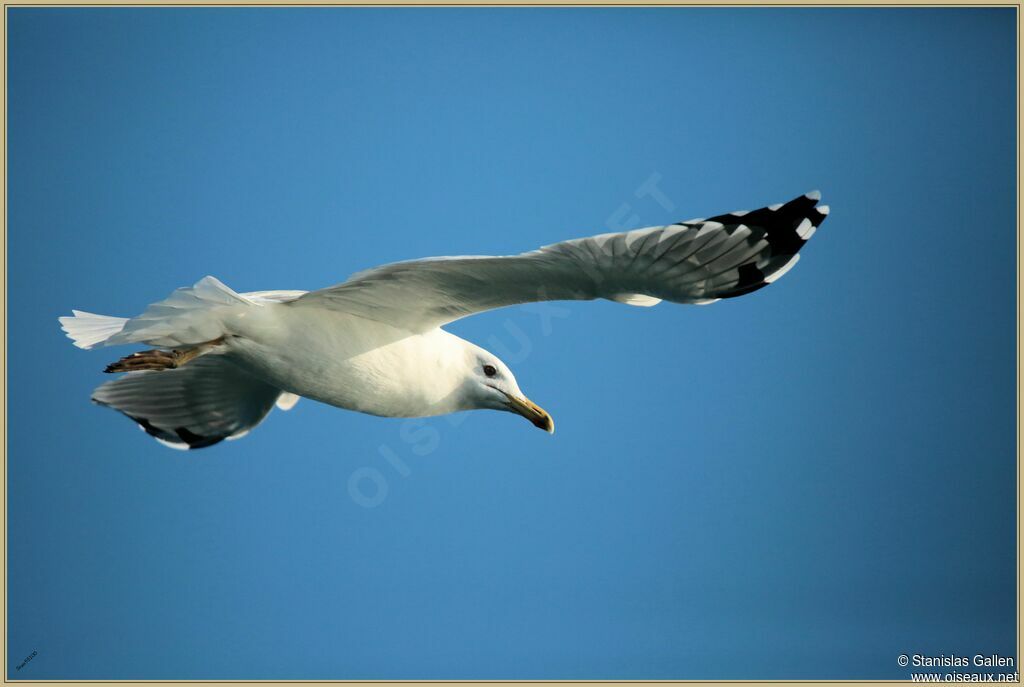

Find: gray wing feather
293;192;830;332
92;356;286;449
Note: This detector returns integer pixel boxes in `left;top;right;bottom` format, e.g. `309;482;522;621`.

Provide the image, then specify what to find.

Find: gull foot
104;348;199;373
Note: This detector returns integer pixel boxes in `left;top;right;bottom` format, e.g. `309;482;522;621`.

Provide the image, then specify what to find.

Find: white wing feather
242;290;307;304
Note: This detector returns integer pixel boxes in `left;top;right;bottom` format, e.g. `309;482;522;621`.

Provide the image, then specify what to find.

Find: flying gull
59;191;830;449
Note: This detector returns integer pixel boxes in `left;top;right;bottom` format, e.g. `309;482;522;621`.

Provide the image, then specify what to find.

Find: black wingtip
706;191;829;299
121;413;224;450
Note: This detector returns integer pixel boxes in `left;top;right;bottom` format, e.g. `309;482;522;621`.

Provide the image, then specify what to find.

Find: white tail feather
60;276;254;349
58;310;129;349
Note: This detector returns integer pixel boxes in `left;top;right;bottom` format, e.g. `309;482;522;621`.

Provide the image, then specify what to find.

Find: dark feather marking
122;413;224;450
126;414;184;446
718;280;768;299
736;262;766;289
763;226;806;257
675;237;767;289
175;426;223;449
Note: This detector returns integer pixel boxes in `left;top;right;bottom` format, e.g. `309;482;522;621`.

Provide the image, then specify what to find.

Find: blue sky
8;7;1016;680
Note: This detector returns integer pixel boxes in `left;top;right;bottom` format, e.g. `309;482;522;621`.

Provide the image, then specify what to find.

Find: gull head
458;344;554;434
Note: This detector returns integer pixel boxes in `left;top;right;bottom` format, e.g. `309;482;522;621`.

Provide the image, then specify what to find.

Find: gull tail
92;356;297;450
59;276;251;350
59;311;129;350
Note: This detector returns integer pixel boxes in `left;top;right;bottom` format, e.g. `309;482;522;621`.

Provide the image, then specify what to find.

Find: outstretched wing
293;191;830;332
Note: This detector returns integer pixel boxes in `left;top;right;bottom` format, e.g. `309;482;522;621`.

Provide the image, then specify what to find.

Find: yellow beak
502;392;555;434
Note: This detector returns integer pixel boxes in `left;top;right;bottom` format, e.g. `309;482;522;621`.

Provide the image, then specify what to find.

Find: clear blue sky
8;7;1016;680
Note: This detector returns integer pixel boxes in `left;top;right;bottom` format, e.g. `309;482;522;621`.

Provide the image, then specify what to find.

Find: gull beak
502;392;555;434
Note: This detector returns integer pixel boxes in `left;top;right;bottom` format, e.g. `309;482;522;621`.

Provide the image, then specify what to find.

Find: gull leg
104;337;225;373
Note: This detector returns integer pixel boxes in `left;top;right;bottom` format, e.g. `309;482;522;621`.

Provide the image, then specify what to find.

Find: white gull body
59;191;830;449
227;306;486;418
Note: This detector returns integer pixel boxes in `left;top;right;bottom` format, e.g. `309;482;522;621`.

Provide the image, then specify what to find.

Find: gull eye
483;364;497;377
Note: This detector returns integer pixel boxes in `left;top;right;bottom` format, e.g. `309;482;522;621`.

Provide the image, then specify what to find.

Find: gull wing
292;192;830;332
92;356;291;449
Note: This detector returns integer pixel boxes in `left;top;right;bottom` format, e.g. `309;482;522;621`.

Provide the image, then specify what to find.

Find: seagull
59;191;830;450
